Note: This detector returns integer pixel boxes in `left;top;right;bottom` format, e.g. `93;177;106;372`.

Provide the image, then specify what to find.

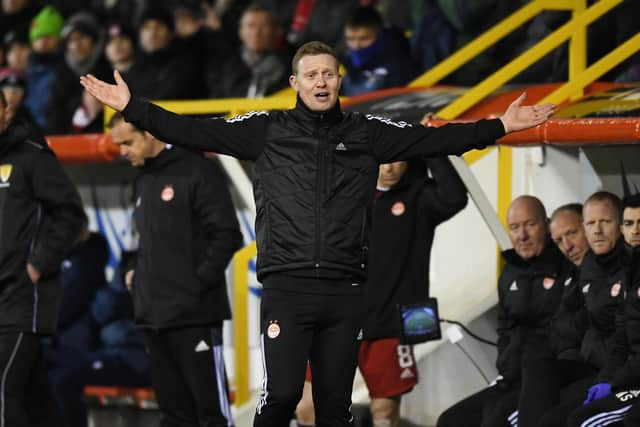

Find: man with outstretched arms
81;41;554;427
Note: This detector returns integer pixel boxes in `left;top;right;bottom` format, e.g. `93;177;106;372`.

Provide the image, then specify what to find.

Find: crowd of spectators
0;0;638;134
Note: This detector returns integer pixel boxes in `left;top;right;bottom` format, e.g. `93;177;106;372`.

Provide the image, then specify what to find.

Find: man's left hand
27;263;41;284
500;93;555;134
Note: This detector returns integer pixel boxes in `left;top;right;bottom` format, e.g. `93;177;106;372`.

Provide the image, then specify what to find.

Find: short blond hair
291;41;338;75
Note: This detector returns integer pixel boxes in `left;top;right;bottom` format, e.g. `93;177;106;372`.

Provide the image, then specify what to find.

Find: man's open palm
80;70;131;112
500;93;555;133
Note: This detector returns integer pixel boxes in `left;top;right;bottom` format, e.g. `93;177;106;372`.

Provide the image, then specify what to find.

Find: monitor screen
399;298;442;344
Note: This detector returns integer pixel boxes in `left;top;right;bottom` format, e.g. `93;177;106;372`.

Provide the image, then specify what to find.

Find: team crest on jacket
611;282;622;298
564;277;572;287
543;277;556;290
161;185;174;202
267;320;280;339
0;164;12;185
391;201;405;216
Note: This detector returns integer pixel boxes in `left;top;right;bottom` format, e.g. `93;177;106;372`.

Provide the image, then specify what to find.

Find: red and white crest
543;277;556;290
611;282;622;298
161;185;174;202
267;322;280;339
391;201;405;216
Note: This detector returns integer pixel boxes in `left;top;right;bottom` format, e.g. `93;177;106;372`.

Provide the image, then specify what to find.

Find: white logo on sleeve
225;111;268;123
336;142;347;151
195;340;210;352
582;283;591;294
365;114;412;128
509;281;518;291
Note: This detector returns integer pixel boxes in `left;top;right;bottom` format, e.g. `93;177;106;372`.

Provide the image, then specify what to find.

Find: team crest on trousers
267;320;280;339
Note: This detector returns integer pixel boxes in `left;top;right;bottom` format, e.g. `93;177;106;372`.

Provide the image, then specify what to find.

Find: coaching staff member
0;91;84;426
296;157;469;427
81;41;554;427
110;113;242;427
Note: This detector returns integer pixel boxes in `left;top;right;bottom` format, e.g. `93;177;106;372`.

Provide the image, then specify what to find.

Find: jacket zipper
360;207;368;270
29;205;42;333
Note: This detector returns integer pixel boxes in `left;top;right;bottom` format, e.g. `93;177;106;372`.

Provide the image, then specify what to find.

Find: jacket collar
291;94;343;125
580;238;626;279
502;239;564;273
0;120;41;157
142;145;177;170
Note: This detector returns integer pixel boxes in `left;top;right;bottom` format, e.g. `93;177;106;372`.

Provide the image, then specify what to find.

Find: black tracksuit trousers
518;357;596;427
144;325;233;427
567;389;639;427
254;277;364;427
0;332;61;427
624;400;640;426
539;376;594;427
436;383;520;427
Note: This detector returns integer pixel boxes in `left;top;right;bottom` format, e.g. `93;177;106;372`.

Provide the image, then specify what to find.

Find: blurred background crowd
0;0;638;136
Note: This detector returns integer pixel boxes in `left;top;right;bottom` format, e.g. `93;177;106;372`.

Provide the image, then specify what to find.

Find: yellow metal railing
430;0;621;120
540;32;640;105
231;241;256;406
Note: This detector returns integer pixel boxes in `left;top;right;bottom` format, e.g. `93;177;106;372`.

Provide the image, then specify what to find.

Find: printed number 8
397;345;413;368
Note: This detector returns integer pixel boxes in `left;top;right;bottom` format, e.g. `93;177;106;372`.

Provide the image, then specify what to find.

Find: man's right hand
125;269;135;291
80;69;131;112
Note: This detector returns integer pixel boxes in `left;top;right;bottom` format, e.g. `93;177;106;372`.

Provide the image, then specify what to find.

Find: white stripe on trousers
580;404;632;427
1;333;23;427
508;410;518;426
256;334;268;415
212;342;233;427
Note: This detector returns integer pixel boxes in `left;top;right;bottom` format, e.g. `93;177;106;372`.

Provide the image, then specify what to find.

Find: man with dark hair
621;196;640;251
81;40;554;427
109;113;242;426
438;195;566;427
46;11;111;134
206;4;289;98
127;6;202;100
0;83;84;426
3;30;31;71
341;6;418;96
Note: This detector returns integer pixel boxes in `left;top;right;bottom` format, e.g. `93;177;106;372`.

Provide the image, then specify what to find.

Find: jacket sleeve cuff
481;118;507;145
122;98;146;122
